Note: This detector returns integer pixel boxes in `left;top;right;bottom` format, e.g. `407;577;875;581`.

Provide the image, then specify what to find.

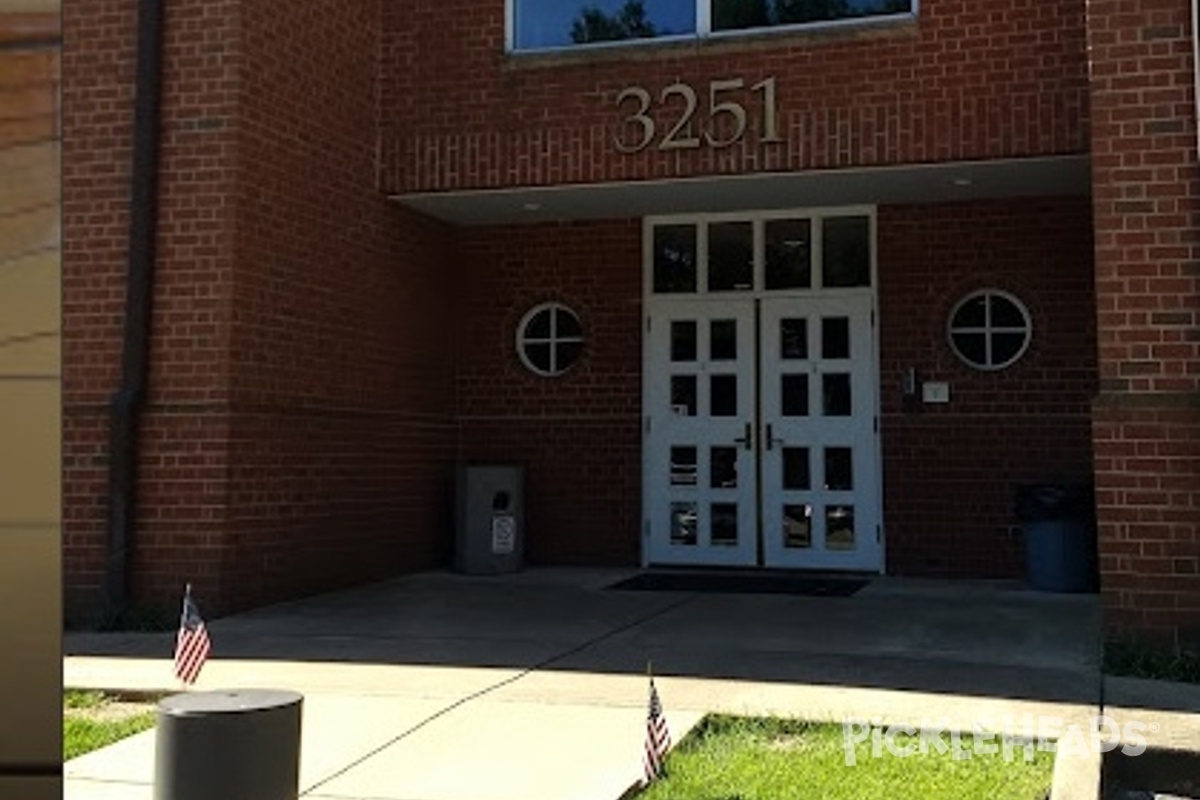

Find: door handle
765;423;784;451
733;422;753;450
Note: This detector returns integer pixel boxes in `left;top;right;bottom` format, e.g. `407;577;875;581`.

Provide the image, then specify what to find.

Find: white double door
644;294;881;571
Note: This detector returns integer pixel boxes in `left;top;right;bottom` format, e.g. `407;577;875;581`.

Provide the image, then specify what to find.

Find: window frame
515;302;585;377
505;0;919;54
643;206;877;300
945;289;1033;372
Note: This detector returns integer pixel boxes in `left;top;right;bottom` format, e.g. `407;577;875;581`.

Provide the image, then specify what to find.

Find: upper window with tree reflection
712;0;912;32
510;0;912;51
514;0;694;50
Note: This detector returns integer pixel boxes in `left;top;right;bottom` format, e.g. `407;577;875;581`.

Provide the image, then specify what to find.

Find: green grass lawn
635;715;1055;800
64;690;157;761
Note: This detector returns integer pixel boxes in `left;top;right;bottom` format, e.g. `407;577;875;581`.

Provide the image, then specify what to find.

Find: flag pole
179;582;191;691
181;582;187;691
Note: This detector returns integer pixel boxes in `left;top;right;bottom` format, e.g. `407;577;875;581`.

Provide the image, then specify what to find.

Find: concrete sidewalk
64;567;1124;800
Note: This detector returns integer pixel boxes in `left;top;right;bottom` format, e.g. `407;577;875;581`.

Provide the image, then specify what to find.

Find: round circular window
516;302;584;377
946;290;1033;371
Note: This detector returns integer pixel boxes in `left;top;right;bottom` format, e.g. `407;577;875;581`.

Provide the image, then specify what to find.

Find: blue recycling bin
1015;483;1098;593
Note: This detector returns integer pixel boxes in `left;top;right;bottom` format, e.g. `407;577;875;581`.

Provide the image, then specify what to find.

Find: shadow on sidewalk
64;569;1105;706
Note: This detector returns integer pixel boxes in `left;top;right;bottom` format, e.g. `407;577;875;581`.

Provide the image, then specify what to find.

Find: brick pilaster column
1088;0;1200;648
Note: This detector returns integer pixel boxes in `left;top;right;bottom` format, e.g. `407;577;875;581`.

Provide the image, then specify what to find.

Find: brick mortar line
62;402;457;423
1094;392;1200;410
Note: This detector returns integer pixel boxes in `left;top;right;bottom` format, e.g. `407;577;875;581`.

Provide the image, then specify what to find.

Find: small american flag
642;675;672;784
173;584;211;685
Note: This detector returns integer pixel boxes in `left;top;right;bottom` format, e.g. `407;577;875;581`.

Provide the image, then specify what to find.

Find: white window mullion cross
517;303;584;377
696;0;711;37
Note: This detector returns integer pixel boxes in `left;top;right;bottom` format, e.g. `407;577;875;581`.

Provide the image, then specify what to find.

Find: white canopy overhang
391;154;1090;226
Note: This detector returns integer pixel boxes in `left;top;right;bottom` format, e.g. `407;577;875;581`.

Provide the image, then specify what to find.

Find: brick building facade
61;0;1198;648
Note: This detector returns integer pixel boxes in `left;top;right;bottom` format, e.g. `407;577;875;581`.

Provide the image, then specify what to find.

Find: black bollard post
153;689;302;800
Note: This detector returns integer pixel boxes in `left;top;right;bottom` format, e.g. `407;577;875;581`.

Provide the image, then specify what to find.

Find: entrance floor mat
607;571;870;597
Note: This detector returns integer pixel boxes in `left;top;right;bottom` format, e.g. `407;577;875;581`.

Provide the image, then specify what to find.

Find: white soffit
391;154;1091;226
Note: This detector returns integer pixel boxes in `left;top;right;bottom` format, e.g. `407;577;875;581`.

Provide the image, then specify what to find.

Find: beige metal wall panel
0;1;58;11
0;143;57;215
0;776;61;800
0;530;61;765
0;336;57;375
0;381;60;524
0;204;57;262
0;9;61;780
0;250;60;342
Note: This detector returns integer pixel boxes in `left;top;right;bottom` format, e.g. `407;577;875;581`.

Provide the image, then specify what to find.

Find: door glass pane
822;373;852;417
822;317;850;360
670;446;697;486
780;318;808;359
671;321;697;362
671;375;697;416
822;216;870;288
710;446;738;488
710;319;737;361
783;504;812;548
781;374;809;417
670;502;698;545
710;375;737;417
826;505;856;550
711;503;738;546
708;221;753;292
782;447;811;490
654;225;698;293
824;447;853;491
765;218;812;290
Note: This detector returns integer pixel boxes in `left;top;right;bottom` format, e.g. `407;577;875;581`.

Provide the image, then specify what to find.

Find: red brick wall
454;200;1097;575
62;0;242;618
219;1;458;611
456;221;643;564
879;198;1097;577
63;0;457;618
380;0;1089;193
59;0;134;600
1088;0;1200;647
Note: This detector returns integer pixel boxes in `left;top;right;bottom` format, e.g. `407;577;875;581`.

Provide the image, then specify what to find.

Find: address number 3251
613;76;781;154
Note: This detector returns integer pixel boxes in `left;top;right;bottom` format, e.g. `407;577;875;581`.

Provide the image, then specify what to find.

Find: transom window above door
509;0;915;52
649;211;873;296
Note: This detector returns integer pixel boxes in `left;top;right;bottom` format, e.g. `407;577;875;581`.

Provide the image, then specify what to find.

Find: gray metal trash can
455;464;524;574
154;689;302;800
1015;483;1098;593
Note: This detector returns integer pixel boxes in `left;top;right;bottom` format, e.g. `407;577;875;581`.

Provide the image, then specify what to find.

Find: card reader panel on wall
922;382;951;404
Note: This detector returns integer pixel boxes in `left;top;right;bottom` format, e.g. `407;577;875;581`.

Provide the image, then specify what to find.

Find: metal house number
613;76;781;153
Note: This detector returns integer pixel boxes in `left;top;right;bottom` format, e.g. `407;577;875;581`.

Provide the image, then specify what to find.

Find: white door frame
641;206;885;573
643;299;759;567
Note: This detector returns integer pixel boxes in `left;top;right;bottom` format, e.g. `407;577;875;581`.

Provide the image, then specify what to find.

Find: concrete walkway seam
302;592;701;797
